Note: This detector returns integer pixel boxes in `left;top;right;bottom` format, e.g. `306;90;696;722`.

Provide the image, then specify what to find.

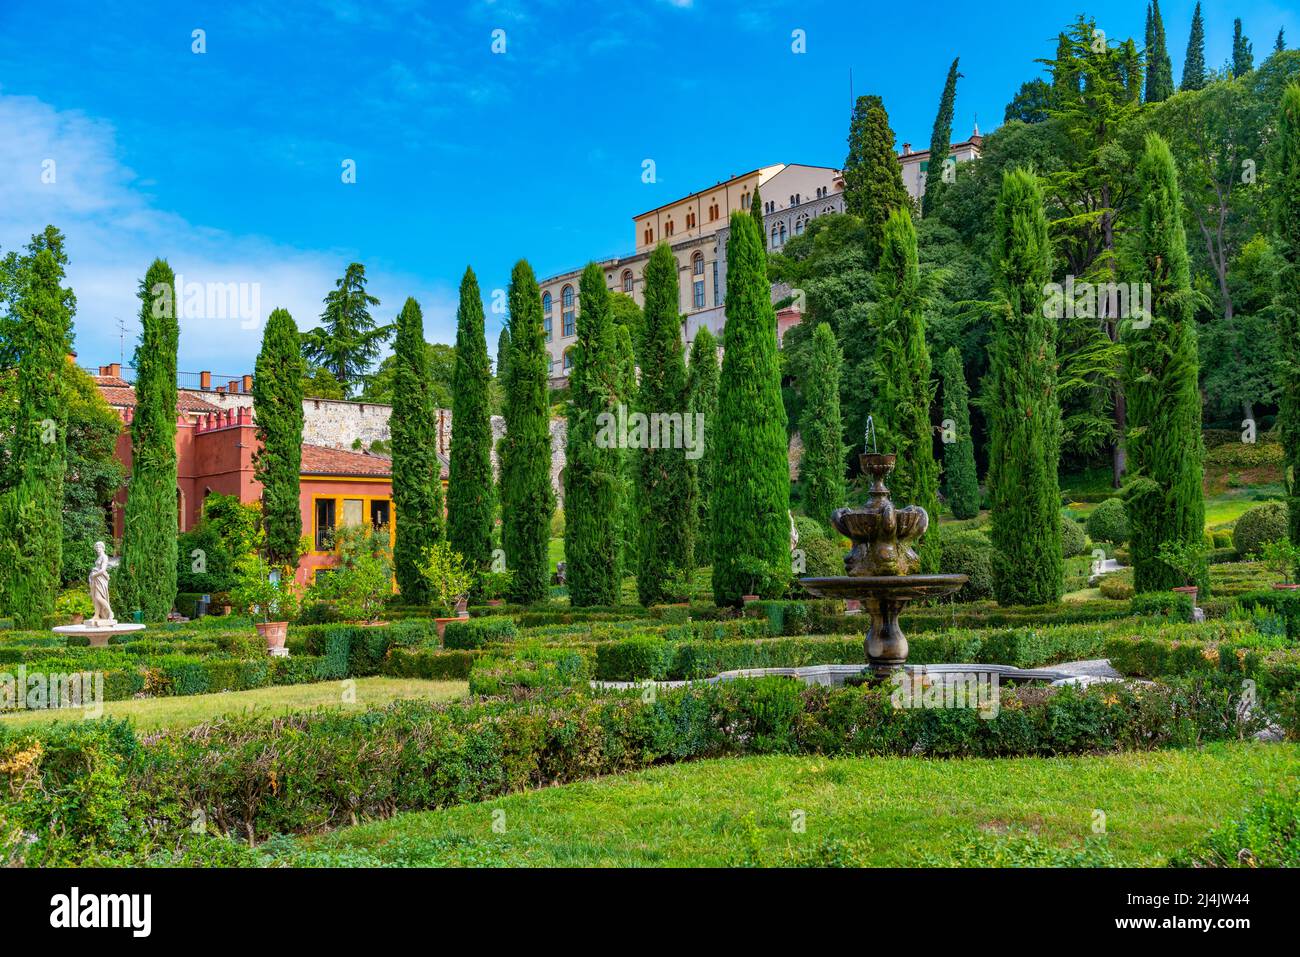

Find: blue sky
1;0;1295;372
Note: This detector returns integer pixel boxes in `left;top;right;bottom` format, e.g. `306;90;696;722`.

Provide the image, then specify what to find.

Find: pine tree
1181;3;1207;91
500;260;553;604
448;267;495;598
389;297;444;603
987;170;1063;606
843;94;909;265
1124;134;1205;593
252;307;305;569
874;209;940;571
712;212;790;605
0;236;70;627
922;57;961;217
614;323;639;579
1145;1;1175;102
1120;38;1144;103
1277;28;1286;53
637;244;694;604
118;259;180;620
565;263;622;606
751;186;766;249
1233;19;1254;76
799;323;846;528
1272;85;1300;556
939;347;980;520
688;328;720;560
301;263;388;396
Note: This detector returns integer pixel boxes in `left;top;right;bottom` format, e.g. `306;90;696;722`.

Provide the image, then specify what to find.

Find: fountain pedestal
800;453;966;680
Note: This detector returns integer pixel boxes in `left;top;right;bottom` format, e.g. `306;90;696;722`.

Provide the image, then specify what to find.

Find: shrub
938;530;994;602
793;515;829;543
798;535;843;578
1168;789;1300;867
1205;441;1286;469
382;648;477;680
594;637;675;680
1060;516;1087;557
1098;575;1135;600
442;616;520;650
1130;591;1195;622
468;644;592;697
1085;497;1129;544
1233;502;1290;558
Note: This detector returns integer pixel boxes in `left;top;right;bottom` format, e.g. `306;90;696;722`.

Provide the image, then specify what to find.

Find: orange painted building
93;365;444;586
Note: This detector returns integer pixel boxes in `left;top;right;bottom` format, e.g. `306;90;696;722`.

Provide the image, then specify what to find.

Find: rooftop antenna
849;67;854;110
115;317;127;366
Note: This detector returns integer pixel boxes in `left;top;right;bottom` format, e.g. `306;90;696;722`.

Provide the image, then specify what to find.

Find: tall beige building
538;134;980;381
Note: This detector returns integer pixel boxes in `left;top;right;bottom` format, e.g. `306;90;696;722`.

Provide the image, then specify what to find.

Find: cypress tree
800;323;846;528
1124;134;1205;593
495;325;511;380
448;267;495;597
874;209;940;572
1181;3;1207;91
390;296;444;603
565;262;622;606
1233;19;1254;76
1277;28;1286;53
1120;38;1144;103
1272;85;1300;556
939;346;980;520
987;170;1063;606
0;239;70;627
843;94;909;265
688;328;720;560
712;212;790;605
637;244;694;604
500;260;553;604
922;57;961;217
751;186;766;249
252;307;305;569
1145;1;1175;102
614;323;639;579
118;260;180;621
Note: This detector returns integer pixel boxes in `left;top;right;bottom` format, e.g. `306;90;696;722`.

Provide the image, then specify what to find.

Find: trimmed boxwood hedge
443;616;520;650
0;674;1268;864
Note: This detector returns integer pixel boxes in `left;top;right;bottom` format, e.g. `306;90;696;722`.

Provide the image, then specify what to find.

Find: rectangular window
544;316;553;341
341;498;364;528
370;499;391;530
563;310;575;337
712;261;719;305
693;280;705;309
314;498;336;551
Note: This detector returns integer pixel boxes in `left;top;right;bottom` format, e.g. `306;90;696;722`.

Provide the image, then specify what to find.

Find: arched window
622;270;633;293
665;220;675;237
780;222;788;244
771;224;780;246
542;291;552;314
563;349;575;373
691;252;705;309
692;252;704;276
644;226;653;245
561;285;575;337
794;214;808;235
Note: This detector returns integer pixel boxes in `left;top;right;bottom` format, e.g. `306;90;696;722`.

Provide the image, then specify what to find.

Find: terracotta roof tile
301;443;395;478
93;376;222;414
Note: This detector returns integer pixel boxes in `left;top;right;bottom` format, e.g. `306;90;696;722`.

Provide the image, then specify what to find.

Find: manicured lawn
0;676;466;732
274;742;1299;867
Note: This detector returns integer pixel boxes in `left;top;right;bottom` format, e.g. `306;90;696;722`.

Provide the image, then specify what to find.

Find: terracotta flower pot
1272;583;1300;590
455;599;469;619
844;599;862;616
434;617;459;641
487;599;504;607
741;594;759;605
255;621;289;654
1172;585;1198;601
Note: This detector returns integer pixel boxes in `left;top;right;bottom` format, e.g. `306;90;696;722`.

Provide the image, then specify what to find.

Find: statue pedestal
52;621;146;647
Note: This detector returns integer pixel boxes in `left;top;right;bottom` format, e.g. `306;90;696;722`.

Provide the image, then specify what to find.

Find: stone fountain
800;452;967;681
51;541;145;647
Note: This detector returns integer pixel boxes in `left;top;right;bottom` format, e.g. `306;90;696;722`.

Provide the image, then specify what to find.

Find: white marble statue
88;541;117;626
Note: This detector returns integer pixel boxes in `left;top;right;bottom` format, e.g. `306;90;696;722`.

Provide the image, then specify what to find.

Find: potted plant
305;525;394;624
54;589;94;625
735;557;782;606
1260;538;1300;590
418;541;475;640
479;570;513;606
231;555;300;655
1156;540;1210;602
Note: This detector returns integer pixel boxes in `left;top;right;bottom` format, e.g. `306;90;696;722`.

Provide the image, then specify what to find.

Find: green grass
272;742;1300;867
0;676;466;732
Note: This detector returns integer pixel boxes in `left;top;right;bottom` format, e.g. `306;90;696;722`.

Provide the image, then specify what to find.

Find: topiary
1233;501;1290;558
1085;497;1129;544
938;530;994;602
799;535;844;578
1060;515;1087;557
794;515;830;543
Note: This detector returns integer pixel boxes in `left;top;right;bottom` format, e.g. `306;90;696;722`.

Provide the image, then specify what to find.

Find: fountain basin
800;574;968;679
52;622;146;647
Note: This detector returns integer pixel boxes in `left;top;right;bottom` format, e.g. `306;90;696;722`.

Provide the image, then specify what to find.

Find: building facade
538;136;981;380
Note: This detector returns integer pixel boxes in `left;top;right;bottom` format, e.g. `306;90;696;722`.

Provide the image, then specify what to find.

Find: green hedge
468;644;593;696
443;616;520;650
381;648;479;680
1130;592;1196;623
0;675;1266;864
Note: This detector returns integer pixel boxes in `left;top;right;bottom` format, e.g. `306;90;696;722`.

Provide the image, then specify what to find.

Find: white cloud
0;91;456;373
